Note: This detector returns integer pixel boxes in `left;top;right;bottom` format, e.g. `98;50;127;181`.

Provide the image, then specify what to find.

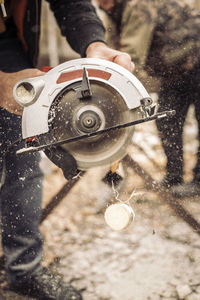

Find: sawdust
40;168;200;300
40;105;200;300
0;105;199;300
16;84;34;104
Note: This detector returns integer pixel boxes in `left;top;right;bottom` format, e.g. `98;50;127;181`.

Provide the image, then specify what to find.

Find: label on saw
57;69;111;84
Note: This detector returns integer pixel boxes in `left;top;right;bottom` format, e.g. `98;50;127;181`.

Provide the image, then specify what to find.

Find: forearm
46;0;106;56
0;71;17;113
0;69;44;115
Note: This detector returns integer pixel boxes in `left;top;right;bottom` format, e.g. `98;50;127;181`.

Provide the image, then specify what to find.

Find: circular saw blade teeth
49;80;139;170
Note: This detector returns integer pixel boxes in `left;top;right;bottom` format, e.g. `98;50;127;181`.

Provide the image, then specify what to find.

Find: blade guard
13;58;150;139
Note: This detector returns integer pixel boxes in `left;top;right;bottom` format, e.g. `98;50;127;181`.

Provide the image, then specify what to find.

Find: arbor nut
104;203;135;231
77;110;102;133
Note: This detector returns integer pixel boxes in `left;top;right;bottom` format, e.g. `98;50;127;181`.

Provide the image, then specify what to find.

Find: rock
185;293;200;300
176;284;192;299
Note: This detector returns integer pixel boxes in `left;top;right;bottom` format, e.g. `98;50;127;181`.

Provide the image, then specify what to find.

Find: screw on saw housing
140;97;156;117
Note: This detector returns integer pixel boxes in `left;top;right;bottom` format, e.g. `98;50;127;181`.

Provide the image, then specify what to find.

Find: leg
156;82;191;186
0;30;44;283
154;2;200;193
192;76;200;182
171;97;200;197
171;95;200;197
0;23;82;299
157;67;200;197
0;108;44;284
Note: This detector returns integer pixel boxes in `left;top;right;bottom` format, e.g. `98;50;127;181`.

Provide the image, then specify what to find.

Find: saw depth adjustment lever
76;68;92;99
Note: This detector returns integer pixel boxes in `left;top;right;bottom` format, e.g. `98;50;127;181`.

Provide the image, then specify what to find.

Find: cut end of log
104;203;135;231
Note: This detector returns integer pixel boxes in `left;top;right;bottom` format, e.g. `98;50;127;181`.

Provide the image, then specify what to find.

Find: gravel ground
41;169;200;300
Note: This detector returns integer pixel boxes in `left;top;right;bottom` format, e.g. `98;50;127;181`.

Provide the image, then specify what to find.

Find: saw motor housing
13;58;152;170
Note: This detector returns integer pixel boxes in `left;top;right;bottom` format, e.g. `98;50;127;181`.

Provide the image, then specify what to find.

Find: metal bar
17;110;176;155
123;154;200;236
41;171;85;223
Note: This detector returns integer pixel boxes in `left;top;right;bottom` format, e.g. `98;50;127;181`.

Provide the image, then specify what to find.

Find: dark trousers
0;25;43;284
156;66;200;184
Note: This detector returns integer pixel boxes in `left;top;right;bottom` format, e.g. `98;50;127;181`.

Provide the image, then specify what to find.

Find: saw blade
49;80;138;170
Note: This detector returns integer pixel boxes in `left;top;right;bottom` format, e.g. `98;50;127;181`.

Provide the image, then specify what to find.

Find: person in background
98;0;200;197
0;1;133;299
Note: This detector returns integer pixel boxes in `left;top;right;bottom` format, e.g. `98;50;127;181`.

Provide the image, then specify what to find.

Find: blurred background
1;1;200;299
37;2;200;300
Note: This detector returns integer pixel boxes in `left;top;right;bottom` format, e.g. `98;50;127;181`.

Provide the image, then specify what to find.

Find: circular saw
13;58;175;170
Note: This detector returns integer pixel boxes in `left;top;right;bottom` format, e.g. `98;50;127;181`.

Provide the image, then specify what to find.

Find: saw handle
40;66;53;73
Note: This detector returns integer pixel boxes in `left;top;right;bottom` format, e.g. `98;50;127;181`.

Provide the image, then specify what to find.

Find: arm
47;0;134;72
46;0;106;57
0;69;44;115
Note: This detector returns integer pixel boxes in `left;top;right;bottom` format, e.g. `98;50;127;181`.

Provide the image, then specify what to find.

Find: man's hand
0;69;44;115
86;42;135;73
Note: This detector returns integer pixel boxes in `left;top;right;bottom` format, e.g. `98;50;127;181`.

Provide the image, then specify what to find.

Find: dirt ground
0;105;200;300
